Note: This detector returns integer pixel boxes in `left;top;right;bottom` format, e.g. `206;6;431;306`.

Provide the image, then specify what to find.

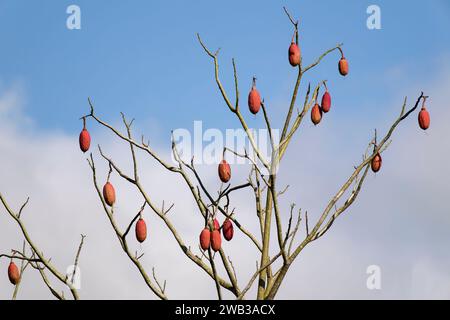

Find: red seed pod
8;262;20;285
418;107;430;130
288;32;301;67
103;182;116;207
288;42;301;67
200;228;211;251
135;218;147;243
79;128;91;153
311;103;323;125
222;219;234;241
248;77;261;114
218;160;231;183
339;58;349;76
371;153;382;173
210;230;222;252
213;218;220;230
418;97;430;130
321;82;332;113
338;48;349;76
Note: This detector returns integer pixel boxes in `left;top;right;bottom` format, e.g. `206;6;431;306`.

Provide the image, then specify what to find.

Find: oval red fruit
218;160;231;183
311;103;322;126
210;230;222;252
248;79;261;114
339;58;349;76
321;91;331;113
79;128;91;153
288;42;301;67
418;107;430;130
103;182;116;207
135;218;147;243
200;228;211;250
213;219;220;230
371;153;382;173
8;262;20;285
222;219;234;241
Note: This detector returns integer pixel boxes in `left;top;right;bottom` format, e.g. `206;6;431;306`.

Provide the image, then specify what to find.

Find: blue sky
0;0;449;138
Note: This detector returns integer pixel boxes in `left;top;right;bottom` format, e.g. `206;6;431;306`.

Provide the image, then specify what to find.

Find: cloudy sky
0;0;449;300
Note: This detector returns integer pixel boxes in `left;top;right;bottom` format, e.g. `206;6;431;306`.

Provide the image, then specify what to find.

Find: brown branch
208;248;223;300
87;154;168;300
185;159;263;251
303;44;343;73
283;6;299;28
197;34;270;170
69;234;86;285
123;202;146;240
152;267;167;295
238;252;282;300
93;149;238;296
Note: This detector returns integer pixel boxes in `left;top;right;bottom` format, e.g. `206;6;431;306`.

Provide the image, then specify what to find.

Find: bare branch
0;193;81;300
69;234;86;285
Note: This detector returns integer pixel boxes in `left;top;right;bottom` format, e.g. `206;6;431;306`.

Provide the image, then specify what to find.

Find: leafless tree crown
0;8;427;300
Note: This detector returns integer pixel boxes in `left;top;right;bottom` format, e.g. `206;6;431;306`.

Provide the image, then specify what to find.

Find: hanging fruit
371;153;382;173
418;96;430;130
103;182;116;207
222;218;234;241
321;82;332;113
135;218;147;243
338;47;349;76
248;77;262;114
218;160;231;183
8;261;20;285
210;230;222;252
288;31;301;67
200;228;211;250
311;103;323;125
79;118;91;153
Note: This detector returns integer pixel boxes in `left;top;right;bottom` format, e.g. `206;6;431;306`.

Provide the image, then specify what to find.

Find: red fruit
200;228;211;250
371;153;382;173
135;218;147;243
213;219;220;230
8;262;20;285
248;78;261;114
210;230;222;252
79;128;91;153
418;107;430;130
288;42;301;67
338;58;349;76
338;48;349;76
321;91;331;113
222;219;234;241
311;103;322;125
103;182;116;207
218;160;231;183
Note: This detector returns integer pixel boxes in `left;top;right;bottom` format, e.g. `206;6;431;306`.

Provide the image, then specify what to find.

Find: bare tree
0;8;428;300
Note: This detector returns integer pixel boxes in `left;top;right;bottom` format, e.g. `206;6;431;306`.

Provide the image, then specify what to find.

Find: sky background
0;0;449;299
